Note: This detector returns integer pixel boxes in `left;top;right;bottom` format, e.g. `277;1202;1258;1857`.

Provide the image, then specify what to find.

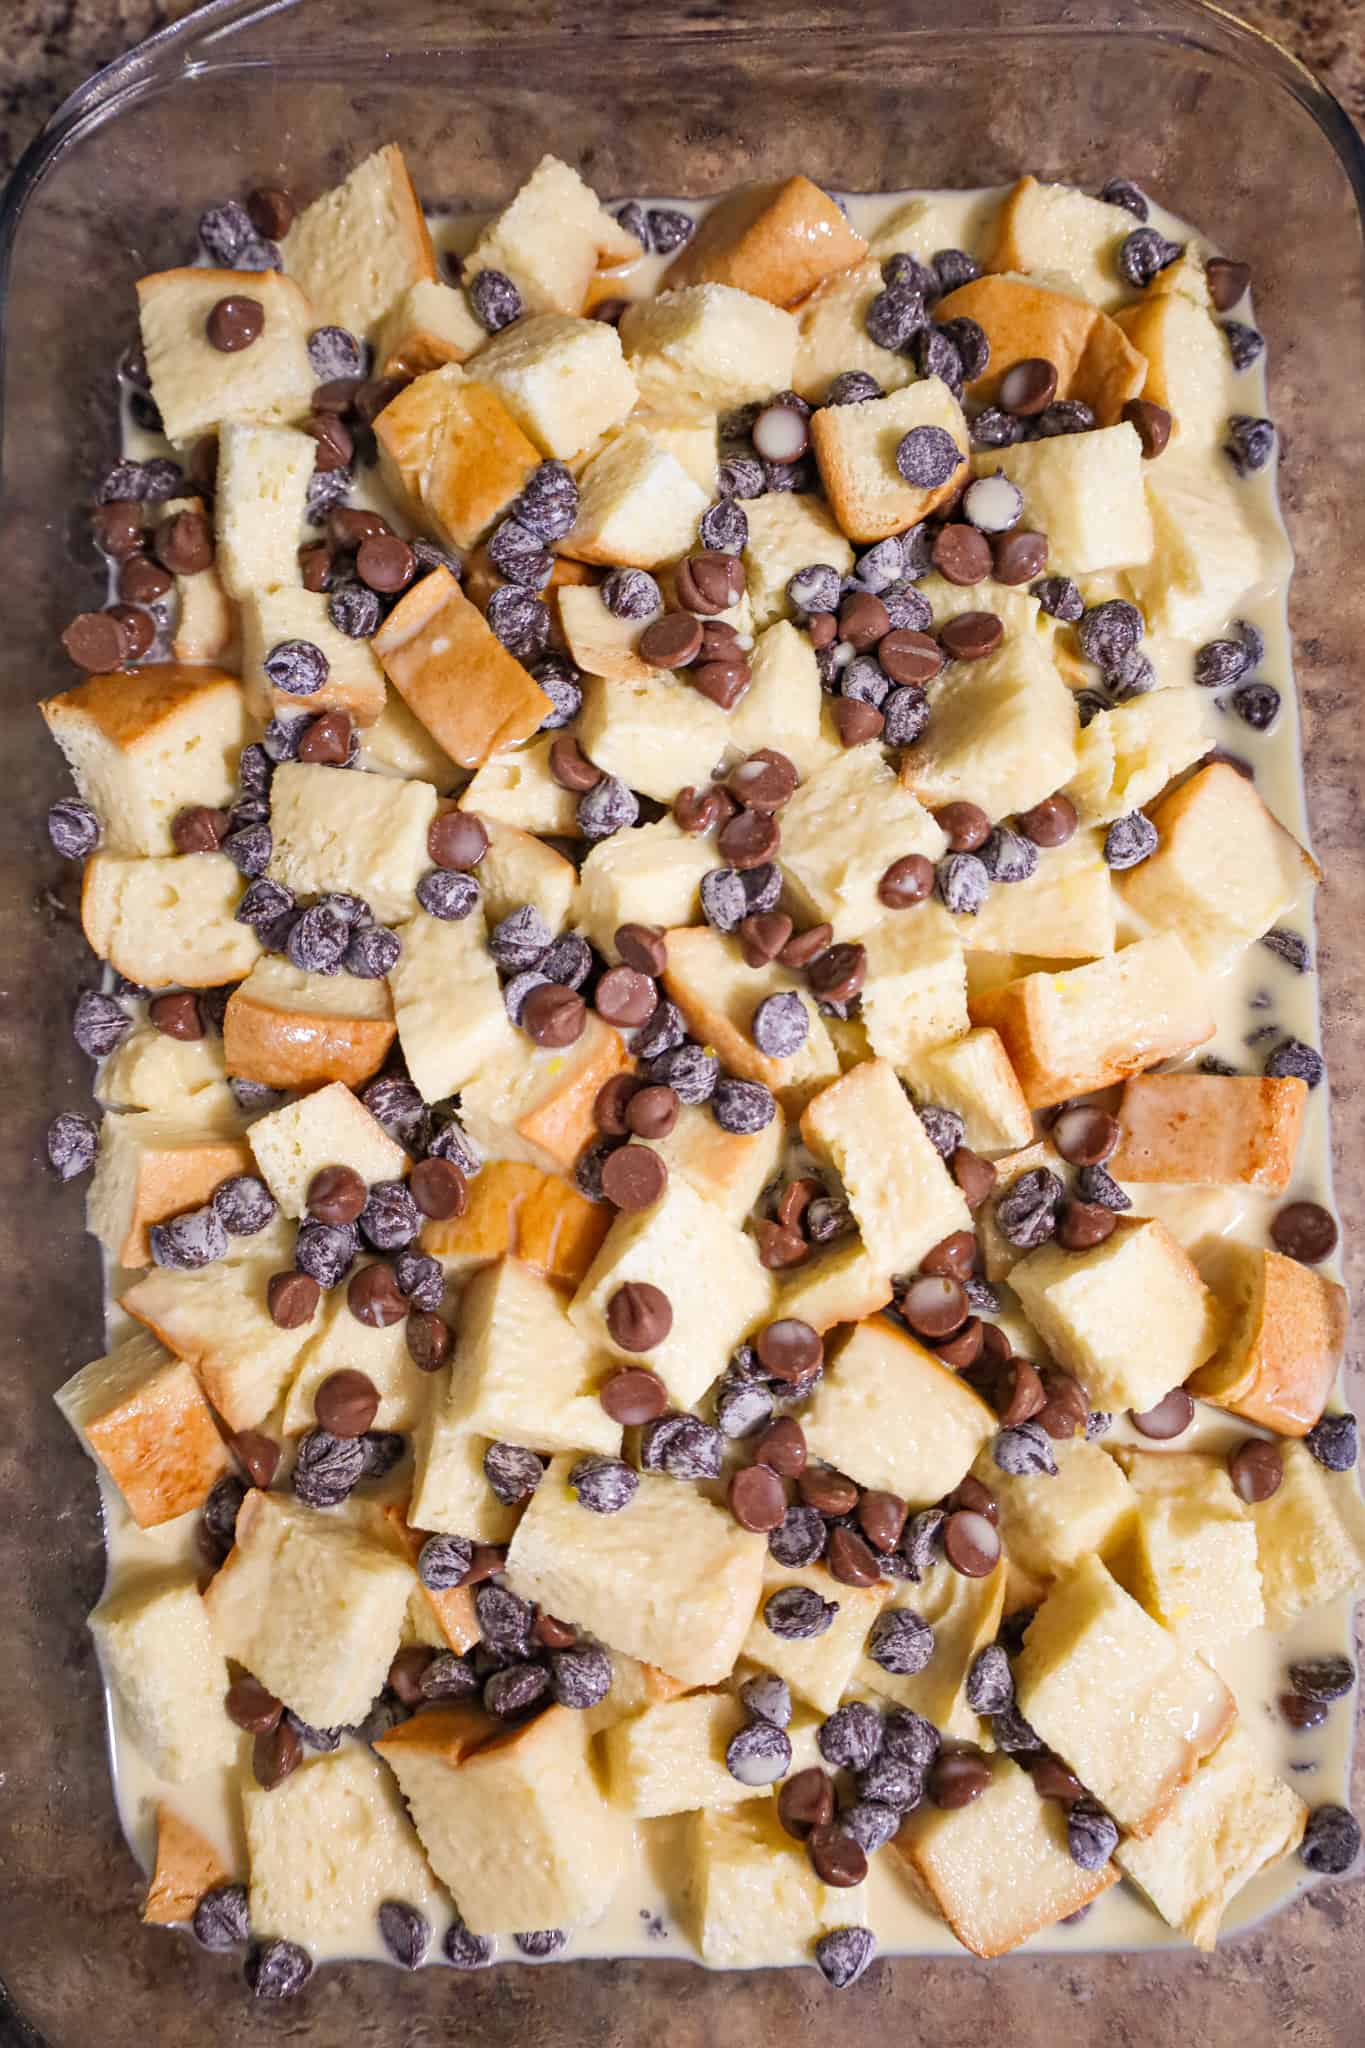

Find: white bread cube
576;818;719;954
420;1159;610;1293
42;665;247;858
1125;1482;1264;1650
246;1079;407;1219
980;423;1153;575
137;267;315;443
901;632;1080;823
281;143;437;337
457;1013;631;1175
1117;763;1319;970
662;175;866;305
143;1803;232;1925
1117;1729;1306;1950
968;932;1215;1109
91;1572;237;1782
245;1745;445;1946
282;1266;437;1435
373;365;541;549
1010;1216;1217;1413
389;908;518;1105
860;906;969;1072
372;567;552;771
975;1436;1136;1592
222;956;395;1094
153;493;234;664
633;410;719;497
780;748;947;941
267;760;436;924
775;1240;894;1334
506;1452;767;1687
990;175;1137;311
726;620;840;778
684;1802;866;1970
375;277;486;376
918;568;1057;650
869;191;1002;263
580;1652;689;1738
55;1330;231;1528
800;1058;972;1277
1127;450;1266;642
938;275;1146;424
561;426;708;569
741;490;853;629
214;423;314;599
377;1703;630;1934
204;1490;414;1727
120;1255;313;1431
569;1174;774;1408
472;815;576;935
742;1559;889;1716
892;1751;1116;1958
472;314;638;461
464;154;638;317
1115;290;1233;448
1190;1241;1346;1439
1015;1556;1235;1836
954;830;1116;962
804;1316;994;1504
811;376;970;542
903;1028;1033;1156
975;1138;1065;1286
602;1690;754;1817
792;260;916;404
443;1257;620;1457
240;584;387;727
621;283;799;412
639;1099;785;1227
462;734;581;837
855;1558;1005;1736
576;670;731;800
662;926;840;1113
408;1411;519;1545
97;1025;234;1124
359;686;460;786
1065;687;1210;827
1112;1073;1307;1192
1248;1440;1365;1624
87;1113;252;1269
557;582;660;682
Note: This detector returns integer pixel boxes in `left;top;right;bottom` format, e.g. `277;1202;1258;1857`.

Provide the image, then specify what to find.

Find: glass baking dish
3;0;1364;2037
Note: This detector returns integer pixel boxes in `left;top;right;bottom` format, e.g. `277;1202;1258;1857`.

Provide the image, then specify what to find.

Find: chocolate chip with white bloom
1118;226;1183;286
475;1582;535;1656
881;1708;941;1776
419;1651;479;1701
699;866;748;934
840;1800;900;1855
487;517;553;588
601;566;661;619
469;267;522;332
633;997;686;1061
307;324;365;380
1300;1805;1361;1875
346;924;401;979
752;991;809;1059
328;581;382;637
818;1701;883;1771
211;1175;275;1237
417;868;480;920
193;1883;251;1950
418;1534;473;1590
485;1661;551;1719
222;821;271;877
490;904;553;973
47;798;100;859
826;371;883;405
936;852;989;915
570;1454;639;1514
855;534;910;592
359;1179;420;1251
992;1700;1045;1755
1034;398;1095;437
841;655;889;708
647;1041;719;1105
150;1205;228;1271
979;827;1039;884
1195;636;1254;688
235;877;293;932
996;1166;1064;1247
765;1584;838;1640
530;653;582;729
73;989;131;1059
912;324;964;395
47;1112;98;1181
1264;1037;1325;1089
768;1504;828;1568
244;1938;313;2000
263;638;328;695
639;1411;723;1479
1068;1798;1120;1871
484;1441;544;1506
717;1377;776;1440
727;1719;793;1786
486;584;551;660
1108;649;1156;700
712;1078;776;1134
994;1421;1058;1478
1101;176;1149;220
881;684;930;747
1226;414;1276;476
550;1644;612;1710
513;1928;567;1959
815;1926;876;1990
1103;811;1158;870
865;283;927;352
965;1644;1014;1715
377;1900;429;1970
1232;680;1281;731
937;314;990;381
867;1607;934;1676
292;1427;366;1507
444;1918;496;1970
577;773;638;840
1078;599;1143;669
717;453;766;499
1305;1412;1357;1471
1224;320;1265;372
742;862;782;914
916;1104;965;1159
1030;574;1084;623
287;900;350;974
393;1250;442;1311
741;1672;793;1728
896;423;963;489
699;499;748;553
898;1508;946;1583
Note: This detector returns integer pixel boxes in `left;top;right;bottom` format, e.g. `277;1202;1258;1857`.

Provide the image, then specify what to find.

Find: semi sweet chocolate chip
928;1747;992;1808
931;523;992;584
577;774;638;841
346;1262;409;1328
244;1938;313;2000
549;1644;611;1711
150;1206;229;1271
999;358;1058;415
194;1883;251;1950
1068;1798;1119;1870
943;1510;1002;1577
767;1504;827;1569
1264;1038;1325;1089
994;1421;1057;1477
867;1607;934;1676
1299;1806;1361;1875
940;610;1003;662
600;1366;668;1426
377;1901;430;1971
292;1428;365;1507
605;1281;672;1351
206;295;263;351
1226;414;1275;476
1305;1412;1357;1471
779;1766;836;1841
936;852;989;914
601;1144;668;1212
895;425;963;489
1130;1389;1195;1440
765;1585;837;1640
263;637;327;696
1289;1656;1355;1704
1103;811;1158;870
1229;1438;1283;1503
726;1719;793;1787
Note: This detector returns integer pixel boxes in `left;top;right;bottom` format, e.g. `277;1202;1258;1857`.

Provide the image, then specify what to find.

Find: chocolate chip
1034;399;1096;437
1264;1038;1324;1089
263;637;328;697
746;991;806;1061
718;806;780;870
293;1216;359;1290
992;528;1049;584
993;1420;1057;1478
896;425;963;489
359;1179;420;1252
866;1606;934;1676
999;358;1058;416
1305;1411;1357;1473
377;1901;429;1972
766;1505;827;1572
244;1938;312;2000
1228;1437;1283;1504
818;1700;883;1772
484;1660;551;1720
468;266;522;333
148;1204;229;1271
346;1262;409;1328
486;585;551;661
738;1673;792;1731
1297;1805;1363;1877
1103;811;1158;870
1232;679;1281;731
1130;1389;1195;1440
194;1883;251;1950
1223;319;1265;373
61;609;129;671
1226;414;1275;476
912;324;964;395
939;610;1004;663
866;282;927;351
828;1525;881;1587
938;314;989;381
594;964;657;1030
443;1919;495;1971
542;1643;608;1712
1122;398;1173;459
646;1041;718;1105
1017;792;1078;849
1118;226;1183;287
765;1585;837;1640
778;1765;836;1841
225;1674;283;1736
1031;574;1084;622
521;983;587;1048
722;1719;792;1788
943;1509;1002;1578
936;851;989;914
928;1747;993;1809
577;774;638;841
1066;1797;1118;1871
206;295;263;351
601;1143;668;1213
564;1454;636;1517
291;1428;365;1507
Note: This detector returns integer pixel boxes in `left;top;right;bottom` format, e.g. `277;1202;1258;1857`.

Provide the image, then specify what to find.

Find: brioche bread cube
420;1159;611;1291
602;1690;755;1817
151;493;235;664
558;581;660;682
560;425;708;569
458;1014;631;1175
903;1028;1033;1155
576;818;719;953
42;665;247;859
576;670;731;800
240;585;387;726
1118;1728;1306;1950
245;1745;446;1947
1115;290;1232;448
281;143;437;337
373;364;541;549
120;1254;311;1431
205;1489;414;1726
223;956;395;1094
143;1803;232;1924
855;1558;1005;1735
662;926;840;1112
901;632;1080;822
633;409;720;496
868;190;1002;263
464;154;638;318
1248;1440;1365;1624
726;619;839;778
358;685;460;785
1064;687;1210;826
741;490;854;628
1124;1479;1264;1649
804;1317;994;1505
389;908;517;1105
1189;1242;1345;1438
892;1751;1117;1957
86;1114;252;1270
377;1702;630;1934
954;830;1116;962
267;760;437;924
282;1265;437;1434
860;906;969;1072
408;1407;520;1544
775;1240;894;1334
374;277;486;376
1117;763;1318;970
506;1453;767;1687
741;1559;888;1716
779;749;947;941
685;1800;866;1969
461;734;581;837
1010;1216;1217;1413
443;1257;619;1457
977;422;1152;574
621;283;799;412
214;423;314;598
661;175;866;305
968;933;1215;1109
936;274;1146;426
792;260;916;404
640;1099;785;1226
812;376;970;543
580;1651;690;1737
472;314;638;460
800;1058;972;1277
97;1024;234;1124
990;175;1138;310
372;567;552;770
247;1080;407;1219
91;1571;237;1782
1126;450;1265;641
973;1436;1136;1590
137;267;315;442
1112;1073;1307;1192
462;820;574;943
55;1330;231;1528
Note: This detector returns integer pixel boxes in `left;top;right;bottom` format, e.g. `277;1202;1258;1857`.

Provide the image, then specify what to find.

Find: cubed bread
1249;1440;1365;1624
169;560;234;666
1116;1728;1306;1950
281;143;437;337
506;1453;767;1687
557;581;660;682
282;1265;437;1434
441;1257;619;1456
136;266;316;442
1114;290;1233;448
1111;1073;1307;1191
55;1330;231;1528
239;585;387;726
726;619;839;778
464;154;638;317
780;747;947;940
560;425;708;569
41;665;247;858
372;364;541;549
86;1113;252;1269
1116;763;1319;970
1123;1475;1264;1650
935;274;1146;425
684;1801;866;1970
576;818;719;954
621;283;799;412
741;490;854;629
143;1803;232;1924
223;956;395;1093
855;1558;1005;1735
662;175;866;305
389;908;517;1105
1010;1216;1217;1413
359;686;461;785
803;1316;994;1504
977;1436;1137;1590
967;932;1215;1108
800;1058;972;1276
989;175;1139;310
860;906;969;1071
245;1744;445;1947
267;759;436;924
1189;1242;1346;1438
661;926;839;1113
214;423;314;598
458;1013;631;1175
792;260;917;404
453;828;569;950
903;1028;1034;1156
246;1079;407;1218
602;1690;754;1817
120;1254;312;1431
420;1160;610;1291
632;409;720;497
377;1703;630;1934
868;190;1002;263
580;1651;689;1737
97;1025;234;1123
408;1407;519;1544
892;1751;1117;1958
204;1490;413;1727
91;1571;237;1782
743;1557;889;1716
952;830;1116;962
1064;687;1210;827
472;314;638;461
576;670;730;800
372;567;552;770
374;277;486;376
812;376;969;542
381;1505;479;1653
461;734;581;837
774;1240;894;1334
639;1099;785;1227
974;422;1153;575
1126;450;1264;642
900;631;1080;822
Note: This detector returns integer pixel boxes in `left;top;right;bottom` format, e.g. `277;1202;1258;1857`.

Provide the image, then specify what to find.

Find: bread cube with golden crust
639;1099;785;1226
935;273;1146;423
1114;289;1233;448
811;376;969;542
557;581;660;682
420;1159;610;1291
373;365;542;549
662;925;840;1113
621;282;799;412
800;1058;971;1277
222;957;394;1093
137;267;316;443
55;1330;231;1528
246;1079;407;1218
120;1254;312;1432
464;154;639;318
143;1804;232;1924
803;1316;994;1505
989;175;1140;310
281;143;437;337
86;1114;252;1270
372;567;551;771
662;175;866;304
1112;1073;1307;1192
560;425;708;569
458;1013;632;1176
1189;1242;1346;1439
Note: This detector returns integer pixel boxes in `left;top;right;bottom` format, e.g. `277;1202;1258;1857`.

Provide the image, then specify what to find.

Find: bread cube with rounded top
441;1256;620;1457
1247;1440;1365;1624
741;490;853;629
685;1801;867;1970
420;1159;610;1291
576;670;731;801
989;175;1136;307
792;260;917;404
246;1079;407;1219
120;1254;312;1432
143;1804;232;1924
461;734;581;838
214;423;314;599
621;282;798;413
458;1013;632;1176
472;314;639;461
464;153;640;318
55;1330;231;1528
812;376;969;542
855;1557;1005;1736
903;1028;1034;1156
803;1317;994;1506
974;1436;1137;1591
408;1410;520;1545
662;926;839;1114
281;142;437;337
374;277;486;376
1189;1241;1345;1438
935;274;1146;423
267;760;436;925
137;266;316;442
742;1560;889;1716
779;748;947;942
900;633;1081;824
389;909;517;1107
281;1265;438;1435
373;364;541;549
576;819;718;954
86;1115;253;1271
560;426;708;569
972;422;1153;575
372;567;552;770
800;1058;972;1278
603;1690;756;1817
91;1571;237;1782
223;957;395;1094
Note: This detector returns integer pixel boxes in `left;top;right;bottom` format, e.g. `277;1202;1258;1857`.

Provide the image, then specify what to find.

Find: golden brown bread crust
661;175;868;305
1190;1245;1348;1437
222;985;395;1092
371;566;552;770
1111;1073;1307;1191
85;1356;232;1528
419;1159;611;1288
381;1505;479;1652
142;1803;232;1924
934;273;1147;423
41;664;242;749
